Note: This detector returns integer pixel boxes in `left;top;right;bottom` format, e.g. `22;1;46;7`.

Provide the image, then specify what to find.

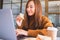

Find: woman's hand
16;29;28;36
36;37;41;40
16;15;23;26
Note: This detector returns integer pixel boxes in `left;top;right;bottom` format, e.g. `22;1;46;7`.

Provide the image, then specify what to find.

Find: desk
18;37;60;40
0;37;60;40
57;37;60;40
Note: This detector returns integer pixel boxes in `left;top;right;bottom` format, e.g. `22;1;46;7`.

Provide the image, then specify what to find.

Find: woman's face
27;1;35;16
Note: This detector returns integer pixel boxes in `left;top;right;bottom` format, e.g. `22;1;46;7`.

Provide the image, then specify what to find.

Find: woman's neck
28;14;35;20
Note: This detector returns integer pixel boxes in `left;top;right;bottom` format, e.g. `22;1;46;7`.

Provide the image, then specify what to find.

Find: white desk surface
0;37;60;40
57;37;60;40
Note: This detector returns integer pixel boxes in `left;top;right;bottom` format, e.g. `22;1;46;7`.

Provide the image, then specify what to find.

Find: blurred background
0;0;60;37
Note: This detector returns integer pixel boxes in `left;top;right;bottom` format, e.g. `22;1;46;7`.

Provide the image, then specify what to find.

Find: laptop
0;8;17;40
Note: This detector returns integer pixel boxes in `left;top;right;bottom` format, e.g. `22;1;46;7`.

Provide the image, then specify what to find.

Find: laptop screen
0;8;17;40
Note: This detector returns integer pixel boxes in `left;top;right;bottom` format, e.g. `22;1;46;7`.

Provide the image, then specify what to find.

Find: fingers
16;29;20;36
16;15;21;21
16;29;28;36
36;37;41;40
36;35;41;40
16;15;23;26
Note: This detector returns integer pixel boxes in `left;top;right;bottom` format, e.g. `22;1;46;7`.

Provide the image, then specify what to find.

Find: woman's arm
28;29;47;37
16;14;24;27
28;16;53;37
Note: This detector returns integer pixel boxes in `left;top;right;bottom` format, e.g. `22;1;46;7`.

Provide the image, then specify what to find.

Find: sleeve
28;29;48;37
42;16;53;29
28;16;53;37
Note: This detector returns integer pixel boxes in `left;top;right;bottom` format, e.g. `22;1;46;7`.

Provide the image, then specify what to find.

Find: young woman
16;0;53;37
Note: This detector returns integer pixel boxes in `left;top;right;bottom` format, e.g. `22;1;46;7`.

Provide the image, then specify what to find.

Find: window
3;0;28;26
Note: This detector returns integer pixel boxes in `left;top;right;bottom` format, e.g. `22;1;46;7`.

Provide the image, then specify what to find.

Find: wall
3;0;60;27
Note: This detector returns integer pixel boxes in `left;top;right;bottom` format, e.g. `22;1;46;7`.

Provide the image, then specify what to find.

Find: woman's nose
27;7;30;11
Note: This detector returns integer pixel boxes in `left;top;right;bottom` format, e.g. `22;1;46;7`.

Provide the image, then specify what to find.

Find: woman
16;0;53;37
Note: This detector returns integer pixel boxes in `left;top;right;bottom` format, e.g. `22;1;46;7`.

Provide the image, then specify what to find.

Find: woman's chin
28;14;34;16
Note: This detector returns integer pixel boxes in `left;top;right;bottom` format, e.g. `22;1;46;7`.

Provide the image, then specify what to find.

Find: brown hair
23;0;42;29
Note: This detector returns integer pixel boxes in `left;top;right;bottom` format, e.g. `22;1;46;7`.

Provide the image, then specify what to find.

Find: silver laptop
0;9;17;40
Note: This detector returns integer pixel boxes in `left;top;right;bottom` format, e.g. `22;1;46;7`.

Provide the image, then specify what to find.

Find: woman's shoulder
41;16;52;23
42;16;47;18
41;16;53;28
41;16;49;20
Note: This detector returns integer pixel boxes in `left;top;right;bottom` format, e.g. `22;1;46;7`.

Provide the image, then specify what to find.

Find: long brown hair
23;0;42;29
